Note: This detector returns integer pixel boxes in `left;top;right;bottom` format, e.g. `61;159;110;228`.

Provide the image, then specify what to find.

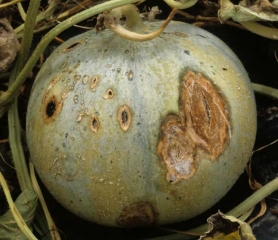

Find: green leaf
0;189;38;240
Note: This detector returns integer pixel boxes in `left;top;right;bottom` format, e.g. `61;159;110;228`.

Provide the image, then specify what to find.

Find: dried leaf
219;0;278;22
200;211;256;240
0;18;20;73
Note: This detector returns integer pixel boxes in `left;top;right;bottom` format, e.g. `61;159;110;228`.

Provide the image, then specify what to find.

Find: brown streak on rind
62;41;83;52
116;202;157;227
182;71;229;159
157;71;230;184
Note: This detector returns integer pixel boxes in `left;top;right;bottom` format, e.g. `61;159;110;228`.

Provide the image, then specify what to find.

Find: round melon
26;20;256;227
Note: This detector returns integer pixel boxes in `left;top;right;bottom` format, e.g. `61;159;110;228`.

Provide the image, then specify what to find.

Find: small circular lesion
43;96;63;123
117;105;132;132
90;115;100;133
103;88;114;99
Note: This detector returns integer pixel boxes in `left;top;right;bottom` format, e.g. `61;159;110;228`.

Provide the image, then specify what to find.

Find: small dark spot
63;41;82;51
122;110;129;125
65;133;68;138
184;50;190;55
92;119;98;127
196;34;206;38
222;68;227;71
46;100;56;118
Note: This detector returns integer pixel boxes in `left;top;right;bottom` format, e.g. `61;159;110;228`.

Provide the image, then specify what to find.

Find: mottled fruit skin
26;21;256;227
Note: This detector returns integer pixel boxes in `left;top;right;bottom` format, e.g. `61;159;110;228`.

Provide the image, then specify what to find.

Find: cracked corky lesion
157;71;230;184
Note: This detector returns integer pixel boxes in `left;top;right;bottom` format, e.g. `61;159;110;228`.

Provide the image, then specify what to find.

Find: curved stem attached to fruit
102;5;177;41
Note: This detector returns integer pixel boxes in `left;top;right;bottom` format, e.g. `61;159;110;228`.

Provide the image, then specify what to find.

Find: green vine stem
0;172;37;240
8;0;41;191
17;1;26;21
0;0;21;9
252;83;278;98
14;0;61;34
240;22;278;40
0;0;143;116
30;162;61;240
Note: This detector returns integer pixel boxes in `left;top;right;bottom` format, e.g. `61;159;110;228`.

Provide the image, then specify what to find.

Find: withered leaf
200;211;256;240
0;18;20;73
219;0;278;22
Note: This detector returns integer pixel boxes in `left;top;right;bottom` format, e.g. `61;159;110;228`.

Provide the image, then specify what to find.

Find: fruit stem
102;6;177;41
111;4;145;31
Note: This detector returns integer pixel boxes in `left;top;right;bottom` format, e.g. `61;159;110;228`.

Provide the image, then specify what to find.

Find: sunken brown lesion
116;202;157;227
157;114;197;183
62;41;83;52
43;95;63;123
182;71;230;159
103;88;114;99
117;105;132;131
90;115;100;133
157;71;230;184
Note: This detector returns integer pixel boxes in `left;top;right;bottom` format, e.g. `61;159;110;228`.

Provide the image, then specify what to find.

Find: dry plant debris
0;18;20;73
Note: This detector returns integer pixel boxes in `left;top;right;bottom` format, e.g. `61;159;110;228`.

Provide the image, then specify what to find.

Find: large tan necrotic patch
157;71;230;184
